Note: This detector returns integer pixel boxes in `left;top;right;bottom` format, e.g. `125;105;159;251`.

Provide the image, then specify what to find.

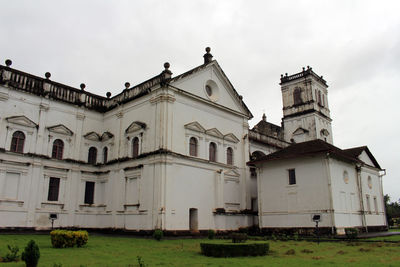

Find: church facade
0;48;386;234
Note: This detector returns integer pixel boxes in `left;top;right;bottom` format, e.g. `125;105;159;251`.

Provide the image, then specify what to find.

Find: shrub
231;233;247;243
153;229;163;241
345;228;358;239
74;231;89;247
208;230;215;240
137;256;147;267
2;244;20;262
200;242;269;257
21;240;40;267
50;230;89;248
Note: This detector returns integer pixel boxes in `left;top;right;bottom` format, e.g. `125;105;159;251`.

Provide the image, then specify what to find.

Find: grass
0;234;400;266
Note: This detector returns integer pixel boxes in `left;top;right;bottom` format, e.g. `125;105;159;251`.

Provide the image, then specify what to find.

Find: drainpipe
324;153;336;234
379;169;387;228
356;164;367;232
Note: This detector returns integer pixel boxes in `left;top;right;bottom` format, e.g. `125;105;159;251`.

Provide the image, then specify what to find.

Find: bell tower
280;66;333;144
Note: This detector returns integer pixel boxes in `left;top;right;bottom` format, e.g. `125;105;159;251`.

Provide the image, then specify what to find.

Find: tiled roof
248;139;363;166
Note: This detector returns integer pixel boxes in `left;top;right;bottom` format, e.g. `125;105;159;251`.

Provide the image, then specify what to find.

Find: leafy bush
207;230;215;240
2;244;20;262
153;229;163;241
231;233;247;243
21;240;40;267
50;230;89;248
200;242;269;257
74;231;89;247
345;228;358;239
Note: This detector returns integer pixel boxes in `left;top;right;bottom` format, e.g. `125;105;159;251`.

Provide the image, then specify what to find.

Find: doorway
189;208;198;231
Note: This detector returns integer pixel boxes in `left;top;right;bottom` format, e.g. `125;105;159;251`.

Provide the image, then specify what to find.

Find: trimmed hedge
50;230;89;248
200;242;269;257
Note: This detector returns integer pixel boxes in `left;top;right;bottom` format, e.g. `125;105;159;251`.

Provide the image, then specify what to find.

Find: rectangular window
2;172;20;199
47;177;60;201
366;194;371;213
84;181;95;204
125;177;139;205
373;196;378;214
288;169;296;185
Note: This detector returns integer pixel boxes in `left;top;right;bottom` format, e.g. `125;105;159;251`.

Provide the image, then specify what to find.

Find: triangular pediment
84;131;101;141
206;128;224;139
293;127;309;135
224;169;240;177
101;132;114;141
169;61;253;119
126;121;146;134
6;115;37;128
224;133;240;143
184;121;206;133
47;124;74;136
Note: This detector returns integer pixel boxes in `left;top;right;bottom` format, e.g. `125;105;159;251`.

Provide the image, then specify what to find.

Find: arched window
132;137;139;157
52;139;64;160
88;147;97;164
209;142;217;162
189;137;198;157
10;131;25;153
103;147;108;163
293;87;302;105
226;147;233;165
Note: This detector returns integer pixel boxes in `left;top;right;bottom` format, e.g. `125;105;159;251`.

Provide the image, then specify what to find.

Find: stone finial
302;67;305;71
106;92;111;98
307;66;310;70
262;113;266;121
80;83;86;90
163;62;172;75
239;95;243;100
285;73;288;77
203;47;213;64
45;72;51;79
5;59;12;67
281;74;283;78
125;82;130;89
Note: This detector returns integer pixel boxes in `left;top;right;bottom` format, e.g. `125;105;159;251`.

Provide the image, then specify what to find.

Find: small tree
21;240;40;267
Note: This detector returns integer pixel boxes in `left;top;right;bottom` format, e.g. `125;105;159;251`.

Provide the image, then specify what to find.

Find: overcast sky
1;0;399;200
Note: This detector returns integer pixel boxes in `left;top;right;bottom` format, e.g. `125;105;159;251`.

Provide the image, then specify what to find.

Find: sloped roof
251;119;282;137
343;146;381;169
248;139;382;170
170;60;253;119
248;139;361;165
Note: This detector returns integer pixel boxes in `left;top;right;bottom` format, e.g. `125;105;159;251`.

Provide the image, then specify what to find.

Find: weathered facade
0;48;386;234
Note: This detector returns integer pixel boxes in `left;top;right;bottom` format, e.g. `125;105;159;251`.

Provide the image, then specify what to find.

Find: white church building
0;48;386;235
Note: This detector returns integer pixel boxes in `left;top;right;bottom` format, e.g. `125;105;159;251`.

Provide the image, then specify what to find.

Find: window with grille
132;137;139;157
226;147;233;165
47;177;60;201
88;147;97;164
84;181;95;204
52;139;64;160
288;169;296;185
189;137;198;156
10;131;25;153
209;142;216;162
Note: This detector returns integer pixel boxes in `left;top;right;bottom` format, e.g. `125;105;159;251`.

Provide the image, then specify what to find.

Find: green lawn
1;234;400;266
